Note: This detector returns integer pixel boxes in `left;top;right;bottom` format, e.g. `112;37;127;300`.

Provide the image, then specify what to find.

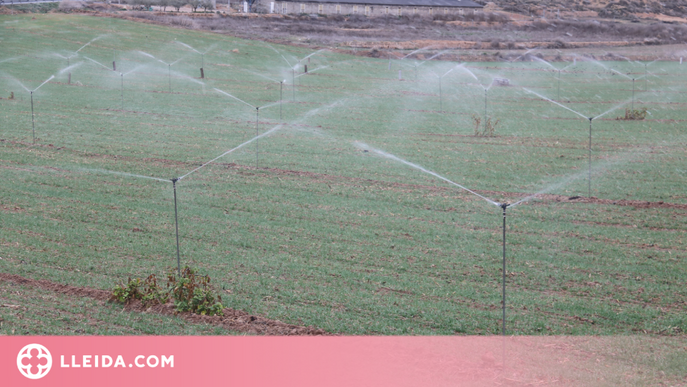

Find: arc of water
178;124;284;181
356;142;501;207
213;87;257;109
263;42;294;67
84;56;114;71
137;50;157;59
32;75;55;93
58;62;82;75
75;35;105;54
530;55;558;71
176;41;201;54
300;48;328;63
2;73;31;92
77;167;169;182
401;45;435;60
294;65;331;78
241;68;280;83
523;88;588;120
507;47;539;63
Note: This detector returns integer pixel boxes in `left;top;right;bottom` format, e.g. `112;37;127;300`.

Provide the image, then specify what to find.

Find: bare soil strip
0;273;329;335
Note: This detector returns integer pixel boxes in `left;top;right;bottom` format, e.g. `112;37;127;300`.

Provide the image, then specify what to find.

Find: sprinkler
632;78;635;111
280;80;285;120
588;117;593;197
171;178;181;276
255;107;260;168
27;75;55;144
120;73;124;110
500;202;510;336
484;88;488;134
439;76;442;111
557;69;561;101
30;91;35;143
292;68;296;102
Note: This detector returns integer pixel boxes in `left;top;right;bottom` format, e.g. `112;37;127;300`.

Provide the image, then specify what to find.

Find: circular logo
17;344;52;380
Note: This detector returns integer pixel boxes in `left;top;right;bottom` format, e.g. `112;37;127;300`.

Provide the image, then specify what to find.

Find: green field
0;13;686;337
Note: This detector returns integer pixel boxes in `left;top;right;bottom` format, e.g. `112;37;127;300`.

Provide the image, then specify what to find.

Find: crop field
0;14;686;338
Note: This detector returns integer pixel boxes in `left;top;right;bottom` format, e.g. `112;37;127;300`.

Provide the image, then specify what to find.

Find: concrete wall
262;1;479;16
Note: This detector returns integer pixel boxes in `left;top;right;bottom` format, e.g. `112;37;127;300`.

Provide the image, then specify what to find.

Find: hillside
482;0;687;22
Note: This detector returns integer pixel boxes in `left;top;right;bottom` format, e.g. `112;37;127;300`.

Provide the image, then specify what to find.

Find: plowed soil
0;273;329;336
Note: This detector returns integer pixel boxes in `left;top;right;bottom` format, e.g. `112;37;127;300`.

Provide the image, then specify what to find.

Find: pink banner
0;336;635;386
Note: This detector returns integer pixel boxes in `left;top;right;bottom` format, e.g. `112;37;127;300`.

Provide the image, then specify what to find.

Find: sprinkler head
588;117;594;122
499;202;510;209
171;177;179;184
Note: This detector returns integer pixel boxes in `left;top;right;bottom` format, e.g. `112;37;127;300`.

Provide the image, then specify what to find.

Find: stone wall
260;0;479;16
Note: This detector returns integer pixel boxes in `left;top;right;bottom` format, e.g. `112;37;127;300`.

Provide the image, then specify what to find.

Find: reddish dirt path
0;273;328;335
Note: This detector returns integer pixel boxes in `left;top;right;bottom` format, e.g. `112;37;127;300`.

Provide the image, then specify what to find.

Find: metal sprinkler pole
168;64;171;93
501;203;508;336
588;117;593;197
172;178;181;277
484;89;488;134
292;68;295;102
30;91;35;144
557;69;561;101
644;64;647;91
632;78;635;112
120;73;124;110
256;107;260;169
439;77;442;111
280;81;283;120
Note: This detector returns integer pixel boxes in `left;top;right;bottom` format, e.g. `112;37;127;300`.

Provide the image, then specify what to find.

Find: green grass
0;13;686;337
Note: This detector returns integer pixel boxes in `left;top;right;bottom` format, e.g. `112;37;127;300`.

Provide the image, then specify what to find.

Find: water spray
28;75;55;143
357;142;521;334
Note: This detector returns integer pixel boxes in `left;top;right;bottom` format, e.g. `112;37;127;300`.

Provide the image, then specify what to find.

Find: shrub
110;266;224;316
617;108;647;120
472;114;499;137
168;267;224;316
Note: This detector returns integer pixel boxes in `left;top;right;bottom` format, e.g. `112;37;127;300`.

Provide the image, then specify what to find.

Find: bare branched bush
473;114;498;137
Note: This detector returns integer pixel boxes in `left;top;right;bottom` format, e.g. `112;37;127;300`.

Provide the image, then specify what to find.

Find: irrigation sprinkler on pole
500;202;509;336
484;88;488;134
292;68;296;102
255;107;260;168
280;80;284;120
588;117;593;198
171;178;181;277
439;77;443;111
632;78;635;111
27;75;55;144
120;73;124;110
30;91;35;143
557;69;561;101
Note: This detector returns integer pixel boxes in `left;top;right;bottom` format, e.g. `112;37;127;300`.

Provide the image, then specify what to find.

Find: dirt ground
0;272;328;335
